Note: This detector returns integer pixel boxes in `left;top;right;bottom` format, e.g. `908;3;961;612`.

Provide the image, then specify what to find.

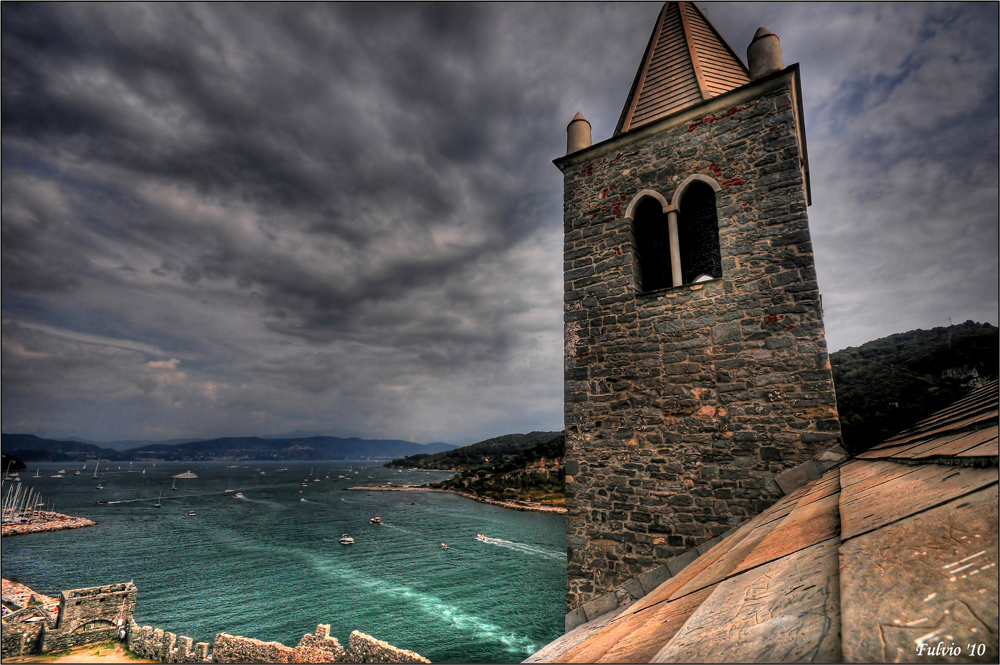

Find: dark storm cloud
2;4;575;336
2;3;997;442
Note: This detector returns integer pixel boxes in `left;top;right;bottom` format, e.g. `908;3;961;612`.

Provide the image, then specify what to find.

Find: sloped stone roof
614;2;750;136
527;380;999;662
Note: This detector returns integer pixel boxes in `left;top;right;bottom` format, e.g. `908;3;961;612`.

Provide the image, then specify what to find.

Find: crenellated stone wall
341;631;431;664
556;66;841;610
3;578;428;663
127;620;429;664
127;620;211;663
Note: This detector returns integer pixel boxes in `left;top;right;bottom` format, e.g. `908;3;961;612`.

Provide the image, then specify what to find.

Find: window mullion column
667;209;682;287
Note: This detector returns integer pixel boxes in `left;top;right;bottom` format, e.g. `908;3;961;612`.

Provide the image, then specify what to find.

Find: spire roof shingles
615;2;750;136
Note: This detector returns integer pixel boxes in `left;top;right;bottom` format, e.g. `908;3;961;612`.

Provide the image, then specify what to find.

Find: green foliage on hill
831;321;998;454
386;431;562;470
429;434;566;502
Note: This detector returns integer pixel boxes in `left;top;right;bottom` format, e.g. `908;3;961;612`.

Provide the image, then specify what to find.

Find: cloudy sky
3;2;997;444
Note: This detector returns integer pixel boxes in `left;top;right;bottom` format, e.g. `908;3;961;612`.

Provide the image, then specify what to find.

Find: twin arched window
628;177;722;292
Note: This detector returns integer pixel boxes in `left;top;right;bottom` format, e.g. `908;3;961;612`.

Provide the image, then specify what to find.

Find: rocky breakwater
2;511;96;537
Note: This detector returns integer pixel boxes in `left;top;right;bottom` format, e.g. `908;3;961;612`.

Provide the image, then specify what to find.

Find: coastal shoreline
346;485;567;514
2;512;97;538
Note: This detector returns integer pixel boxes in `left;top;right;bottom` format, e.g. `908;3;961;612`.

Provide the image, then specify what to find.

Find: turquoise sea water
1;461;566;662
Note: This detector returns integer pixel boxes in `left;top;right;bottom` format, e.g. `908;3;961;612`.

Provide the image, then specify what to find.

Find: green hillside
428;434;565;503
831;320;998;454
386;431;562;470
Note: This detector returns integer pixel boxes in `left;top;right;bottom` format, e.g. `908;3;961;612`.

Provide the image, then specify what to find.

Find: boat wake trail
105;490;239;504
303;551;540;657
381;523;418;536
477;536;566;562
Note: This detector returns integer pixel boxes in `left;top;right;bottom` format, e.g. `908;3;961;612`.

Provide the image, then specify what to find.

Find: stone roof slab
840;485;998;663
960;436;999;458
559;585;716;664
652;538;841;663
732;489;840;575
840;462;999;541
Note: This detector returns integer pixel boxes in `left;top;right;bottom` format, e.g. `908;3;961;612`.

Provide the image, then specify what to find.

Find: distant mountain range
0;433;458;462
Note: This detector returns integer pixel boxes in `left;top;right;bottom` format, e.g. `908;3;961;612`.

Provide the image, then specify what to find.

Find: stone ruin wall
41;582;137;653
0;581;136;657
2;579;428;663
561;76;841;609
127;620;430;664
2;607;48;658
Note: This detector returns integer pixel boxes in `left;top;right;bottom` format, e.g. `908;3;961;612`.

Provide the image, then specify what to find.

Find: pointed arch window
626;176;723;292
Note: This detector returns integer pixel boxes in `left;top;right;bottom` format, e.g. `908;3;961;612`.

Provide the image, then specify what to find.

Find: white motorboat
339;534;355;545
173;471;198;479
234;492;244;498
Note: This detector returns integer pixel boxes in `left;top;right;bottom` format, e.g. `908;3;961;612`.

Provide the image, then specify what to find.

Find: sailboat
92;459;102;480
154;491;162;508
171;477;178;491
34;469;41;478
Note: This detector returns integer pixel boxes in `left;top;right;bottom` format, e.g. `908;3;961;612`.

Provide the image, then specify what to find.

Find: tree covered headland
830;321;998;454
428;434;565;503
386;431;561;470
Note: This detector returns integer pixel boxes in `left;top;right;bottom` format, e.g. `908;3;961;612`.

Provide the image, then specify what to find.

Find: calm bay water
1;461;566;662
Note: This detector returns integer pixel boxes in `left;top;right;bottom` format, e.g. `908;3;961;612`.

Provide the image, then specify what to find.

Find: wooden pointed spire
614;2;750;135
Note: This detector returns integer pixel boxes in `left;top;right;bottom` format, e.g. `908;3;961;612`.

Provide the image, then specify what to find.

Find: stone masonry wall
1;608;47;658
127;620;429;664
127;619;211;663
559;72;841;609
41;582;137;653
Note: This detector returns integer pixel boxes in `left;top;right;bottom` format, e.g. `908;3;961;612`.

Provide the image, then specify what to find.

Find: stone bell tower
555;2;840;611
